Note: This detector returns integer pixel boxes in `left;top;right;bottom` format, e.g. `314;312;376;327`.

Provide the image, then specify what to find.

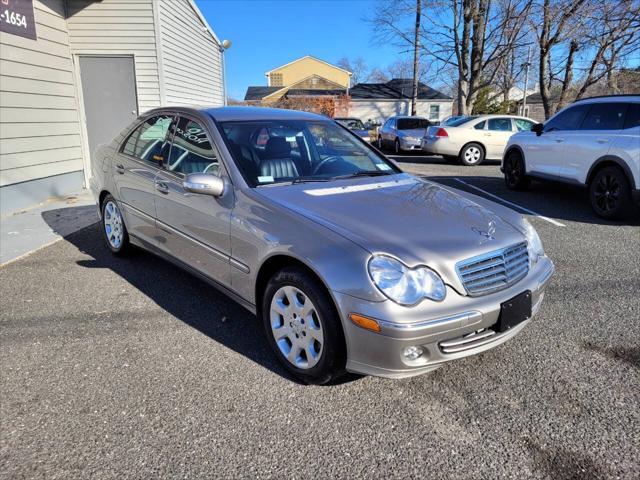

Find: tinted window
448;116;479;127
544;105;589;131
397;118;430;129
514;119;535;131
474;120;486;130
122;114;173;165
624;103;640;129
488;118;513;131
335;118;365;130
167;117;218;176
581;103;626;130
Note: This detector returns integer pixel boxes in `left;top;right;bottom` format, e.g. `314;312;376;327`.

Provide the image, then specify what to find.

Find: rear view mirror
531;123;544;136
184;173;224;197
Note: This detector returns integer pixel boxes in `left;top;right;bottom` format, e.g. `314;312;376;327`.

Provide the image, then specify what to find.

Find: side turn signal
349;313;381;333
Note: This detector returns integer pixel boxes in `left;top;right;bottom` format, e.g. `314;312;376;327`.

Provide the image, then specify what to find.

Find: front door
79;56;138;164
154;115;233;287
114;114;174;245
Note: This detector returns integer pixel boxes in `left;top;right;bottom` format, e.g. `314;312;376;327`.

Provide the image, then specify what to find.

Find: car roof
392;116;429;119
142;106;331;122
574;94;640;104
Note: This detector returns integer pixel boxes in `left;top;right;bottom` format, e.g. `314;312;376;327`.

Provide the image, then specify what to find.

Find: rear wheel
459;143;485;166
589;166;633;219
262;267;346;385
504;150;531;190
101;194;131;255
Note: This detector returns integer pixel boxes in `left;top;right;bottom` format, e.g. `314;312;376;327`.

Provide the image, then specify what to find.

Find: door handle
155;181;169;194
115;164;125;174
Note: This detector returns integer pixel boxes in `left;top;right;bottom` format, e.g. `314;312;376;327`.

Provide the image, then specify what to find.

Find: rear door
562;102;627;183
154;115;233;287
114;113;174;245
485;117;515;159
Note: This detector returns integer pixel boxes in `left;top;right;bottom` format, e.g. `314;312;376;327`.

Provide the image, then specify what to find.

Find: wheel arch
460;140;486;157
586;156;636;189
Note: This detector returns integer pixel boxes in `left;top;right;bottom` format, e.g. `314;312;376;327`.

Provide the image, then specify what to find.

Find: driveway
1;156;638;478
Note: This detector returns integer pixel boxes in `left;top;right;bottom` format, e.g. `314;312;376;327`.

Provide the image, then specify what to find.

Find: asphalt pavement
1;156;639;479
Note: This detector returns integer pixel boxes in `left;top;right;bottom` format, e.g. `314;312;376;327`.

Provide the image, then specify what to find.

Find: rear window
581;103;626;130
397;118;430;130
448;116;479;127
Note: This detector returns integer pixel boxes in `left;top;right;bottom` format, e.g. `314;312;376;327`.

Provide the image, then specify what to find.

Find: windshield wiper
291;176;334;184
333;170;393;180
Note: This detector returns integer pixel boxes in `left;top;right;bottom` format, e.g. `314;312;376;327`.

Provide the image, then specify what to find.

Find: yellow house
266;55;351;88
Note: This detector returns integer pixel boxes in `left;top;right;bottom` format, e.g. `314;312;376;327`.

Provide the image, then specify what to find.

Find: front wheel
101;194;131;255
503;150;531;190
459;143;484;166
262;267;346;385
589;166;633;220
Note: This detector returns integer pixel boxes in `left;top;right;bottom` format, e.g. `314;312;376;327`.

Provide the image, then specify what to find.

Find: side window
121;114;173;166
167;117;218;176
474;120;486;130
581;103;626;130
544;105;589;132
488;118;513;131
624;103;640;129
515;119;535;132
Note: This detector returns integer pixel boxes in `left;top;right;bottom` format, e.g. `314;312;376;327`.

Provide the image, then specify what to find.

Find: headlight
362;136;371;142
368;255;446;305
523;219;544;264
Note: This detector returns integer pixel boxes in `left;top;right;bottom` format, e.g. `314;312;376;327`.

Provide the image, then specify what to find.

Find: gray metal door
79;56;138;161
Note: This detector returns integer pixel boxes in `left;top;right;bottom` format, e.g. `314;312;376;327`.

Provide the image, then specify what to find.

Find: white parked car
502;95;640;219
422;115;537;166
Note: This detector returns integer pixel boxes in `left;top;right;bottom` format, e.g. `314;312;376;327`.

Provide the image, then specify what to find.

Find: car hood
399;128;427;138
256;173;526;292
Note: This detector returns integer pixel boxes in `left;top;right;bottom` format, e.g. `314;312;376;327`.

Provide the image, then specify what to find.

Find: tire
503;150;531;190
394;138;401;154
459;143;485;166
101;194;131;256
261;266;346;385
589;166;633;220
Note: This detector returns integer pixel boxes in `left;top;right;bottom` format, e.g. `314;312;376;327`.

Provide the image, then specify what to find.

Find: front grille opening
439;327;497;354
456;242;529;297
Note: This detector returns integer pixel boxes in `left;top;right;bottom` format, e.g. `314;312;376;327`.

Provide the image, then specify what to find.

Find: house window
429;104;440;120
271;73;283;86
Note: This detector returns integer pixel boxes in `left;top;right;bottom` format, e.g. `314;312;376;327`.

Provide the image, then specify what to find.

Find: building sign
0;0;37;40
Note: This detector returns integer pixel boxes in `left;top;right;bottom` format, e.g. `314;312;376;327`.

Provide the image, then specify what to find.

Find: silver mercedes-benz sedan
90;106;554;384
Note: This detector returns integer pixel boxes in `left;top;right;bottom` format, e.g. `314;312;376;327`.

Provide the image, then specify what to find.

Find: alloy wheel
103;200;124;249
269;286;324;369
593;173;621;213
505;156;521;186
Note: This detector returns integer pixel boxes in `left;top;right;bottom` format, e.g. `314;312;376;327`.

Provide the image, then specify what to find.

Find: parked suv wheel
459;143;485;166
589;166;633;220
261;267;346;385
504;150;531;190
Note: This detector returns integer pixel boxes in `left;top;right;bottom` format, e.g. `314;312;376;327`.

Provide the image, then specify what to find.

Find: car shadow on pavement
42;207;360;386
426;175;640;227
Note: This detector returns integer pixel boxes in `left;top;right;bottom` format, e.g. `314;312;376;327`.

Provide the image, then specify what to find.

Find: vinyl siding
349;100;453;124
65;0;161;112
0;0;83;187
157;0;223;106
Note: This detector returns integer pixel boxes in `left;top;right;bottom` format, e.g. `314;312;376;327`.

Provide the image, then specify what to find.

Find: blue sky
196;0;406;100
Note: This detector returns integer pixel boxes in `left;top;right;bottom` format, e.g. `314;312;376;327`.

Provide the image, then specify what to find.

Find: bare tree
336;57;371;85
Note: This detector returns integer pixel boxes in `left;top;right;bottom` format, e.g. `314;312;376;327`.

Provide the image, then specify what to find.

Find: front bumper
334;256;555;378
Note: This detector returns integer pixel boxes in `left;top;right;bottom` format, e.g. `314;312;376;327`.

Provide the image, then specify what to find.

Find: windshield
219;120;400;186
446;116;479;127
397;118;430;130
335;118;365;130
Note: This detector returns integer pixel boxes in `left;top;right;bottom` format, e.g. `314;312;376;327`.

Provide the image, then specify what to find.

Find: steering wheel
204;162;219;175
312;156;341;175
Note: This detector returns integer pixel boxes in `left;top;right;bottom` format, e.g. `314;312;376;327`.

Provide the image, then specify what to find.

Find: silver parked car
377;116;431;153
90;106;554;384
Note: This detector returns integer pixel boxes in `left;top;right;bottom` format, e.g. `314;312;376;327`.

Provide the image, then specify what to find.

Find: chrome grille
456;242;529;296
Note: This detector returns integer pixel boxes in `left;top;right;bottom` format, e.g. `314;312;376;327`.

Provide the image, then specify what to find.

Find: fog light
403;345;424;360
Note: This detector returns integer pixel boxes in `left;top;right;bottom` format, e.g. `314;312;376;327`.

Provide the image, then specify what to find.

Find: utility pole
521;46;531;116
411;0;421;116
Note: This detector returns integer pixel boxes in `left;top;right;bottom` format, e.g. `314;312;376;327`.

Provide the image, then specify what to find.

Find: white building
0;0;225;215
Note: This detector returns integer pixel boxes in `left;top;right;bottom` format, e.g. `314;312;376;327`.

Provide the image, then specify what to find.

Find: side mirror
183;173;224;197
531;123;544;136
